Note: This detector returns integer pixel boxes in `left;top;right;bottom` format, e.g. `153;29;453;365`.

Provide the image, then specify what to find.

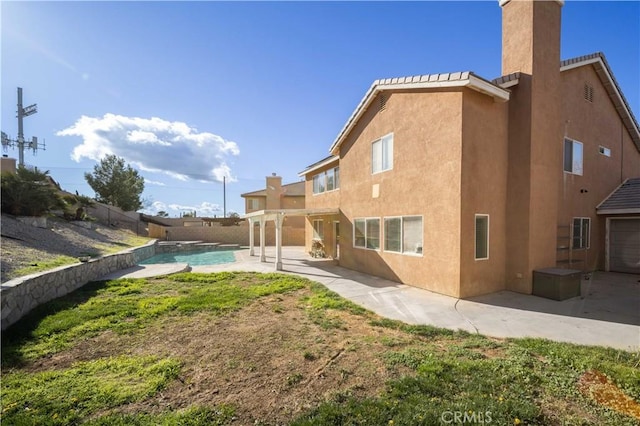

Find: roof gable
560;53;640;152
240;181;305;198
328;72;510;155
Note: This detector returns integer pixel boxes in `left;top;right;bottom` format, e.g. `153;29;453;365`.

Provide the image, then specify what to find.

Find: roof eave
329;76;509;155
298;156;339;177
596;208;640;216
561;54;640;152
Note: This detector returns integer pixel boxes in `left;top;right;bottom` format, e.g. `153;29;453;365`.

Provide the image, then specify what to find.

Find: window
354;218;380;250
313;219;324;240
384;216;423;255
564;138;583;175
372;133;393;174
599;146;611;157
475;215;489;260
248;198;260;210
326;168;335;191
572;217;590;249
312;166;340;194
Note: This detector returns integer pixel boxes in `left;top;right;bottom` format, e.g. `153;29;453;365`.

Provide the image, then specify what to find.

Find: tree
157;210;169;218
85;155;145;211
1;166;65;216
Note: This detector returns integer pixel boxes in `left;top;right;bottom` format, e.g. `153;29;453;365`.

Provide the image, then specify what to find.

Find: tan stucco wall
557;65;640;271
503;0;563;294
337;90;464;297
459;90;509;298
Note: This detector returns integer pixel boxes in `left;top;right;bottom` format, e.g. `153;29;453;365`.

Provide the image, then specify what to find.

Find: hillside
0;214;150;282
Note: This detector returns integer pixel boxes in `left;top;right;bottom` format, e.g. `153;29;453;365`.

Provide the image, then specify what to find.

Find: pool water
140;249;238;266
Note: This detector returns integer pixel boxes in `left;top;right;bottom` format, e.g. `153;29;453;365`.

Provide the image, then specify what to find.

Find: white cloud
58;113;240;183
144;179;166;186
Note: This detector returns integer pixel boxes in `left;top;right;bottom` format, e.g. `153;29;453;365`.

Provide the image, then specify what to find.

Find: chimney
501;0;564;294
501;0;563;77
265;173;283;210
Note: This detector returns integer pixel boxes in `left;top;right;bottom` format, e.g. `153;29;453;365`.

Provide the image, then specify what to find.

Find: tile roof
596;178;640;214
561;52;640;152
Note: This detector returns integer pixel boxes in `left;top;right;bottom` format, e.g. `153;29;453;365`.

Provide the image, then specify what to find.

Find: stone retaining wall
0;240;157;331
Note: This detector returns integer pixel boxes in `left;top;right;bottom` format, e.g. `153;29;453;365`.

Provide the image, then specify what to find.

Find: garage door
609;219;640;274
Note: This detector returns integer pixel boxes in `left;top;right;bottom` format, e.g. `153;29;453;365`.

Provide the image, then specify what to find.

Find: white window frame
475;214;490;261
563;138;583;176
313;219;324;240
248;198;260;210
599;145;611;157
353;217;380;251
312;166;340;195
372;133;393;174
383;216;423;256
572;217;591;250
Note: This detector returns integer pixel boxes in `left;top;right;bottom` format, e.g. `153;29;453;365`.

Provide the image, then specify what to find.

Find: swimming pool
139;249;238;266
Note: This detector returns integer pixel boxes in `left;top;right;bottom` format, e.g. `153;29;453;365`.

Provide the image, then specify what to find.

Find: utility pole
1;87;44;166
223;176;227;218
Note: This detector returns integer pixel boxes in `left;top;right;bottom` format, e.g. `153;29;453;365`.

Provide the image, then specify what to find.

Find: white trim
353;217;381;251
383;215;424;256
496;79;519;89
563;138;584;176
298;156;339;177
475;214;490;261
371;133;394;175
572;217;591;250
597;208;640;215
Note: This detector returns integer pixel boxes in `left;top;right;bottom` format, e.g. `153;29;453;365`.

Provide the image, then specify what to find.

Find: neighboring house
241;174;306;246
297;0;640;299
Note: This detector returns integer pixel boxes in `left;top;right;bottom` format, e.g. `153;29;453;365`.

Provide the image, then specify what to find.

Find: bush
1;166;65;216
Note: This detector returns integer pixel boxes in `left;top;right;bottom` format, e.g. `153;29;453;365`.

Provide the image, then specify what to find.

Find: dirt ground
1;214;145;281
24;288;415;425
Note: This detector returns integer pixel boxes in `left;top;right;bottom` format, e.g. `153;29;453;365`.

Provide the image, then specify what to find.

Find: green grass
2;271;639;425
1;272;309;366
1;355;181;426
293;327;640;426
12;255;80;277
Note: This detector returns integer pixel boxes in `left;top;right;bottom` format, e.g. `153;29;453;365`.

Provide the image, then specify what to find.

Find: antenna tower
1;87;45;166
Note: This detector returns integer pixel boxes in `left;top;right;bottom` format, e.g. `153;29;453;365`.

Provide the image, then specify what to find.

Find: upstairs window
372;133;393;174
564;138;583;175
312;166;339;194
248;198;260;210
599;146;611;157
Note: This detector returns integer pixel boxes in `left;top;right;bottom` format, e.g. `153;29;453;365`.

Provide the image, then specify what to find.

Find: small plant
286;373;303;387
309;239;326;258
303;351;317;361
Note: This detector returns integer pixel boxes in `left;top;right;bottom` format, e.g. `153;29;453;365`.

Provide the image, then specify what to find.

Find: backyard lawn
1;272;639;425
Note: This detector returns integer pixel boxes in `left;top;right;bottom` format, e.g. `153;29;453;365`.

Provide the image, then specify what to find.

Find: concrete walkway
118;247;639;351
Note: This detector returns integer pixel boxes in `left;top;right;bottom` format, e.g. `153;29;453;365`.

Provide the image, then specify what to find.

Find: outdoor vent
379;93;387;111
583;84;594;103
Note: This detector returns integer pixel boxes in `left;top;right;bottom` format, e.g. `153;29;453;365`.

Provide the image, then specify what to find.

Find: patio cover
241;208;340;270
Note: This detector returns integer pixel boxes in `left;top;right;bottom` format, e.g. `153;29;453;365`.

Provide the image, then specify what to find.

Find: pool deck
106;246;640;351
99;263;190;280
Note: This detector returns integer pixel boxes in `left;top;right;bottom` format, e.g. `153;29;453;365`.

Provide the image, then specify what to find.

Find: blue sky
2;1;638;217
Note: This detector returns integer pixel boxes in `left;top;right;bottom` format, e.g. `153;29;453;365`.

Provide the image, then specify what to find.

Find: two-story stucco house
296;0;640;298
